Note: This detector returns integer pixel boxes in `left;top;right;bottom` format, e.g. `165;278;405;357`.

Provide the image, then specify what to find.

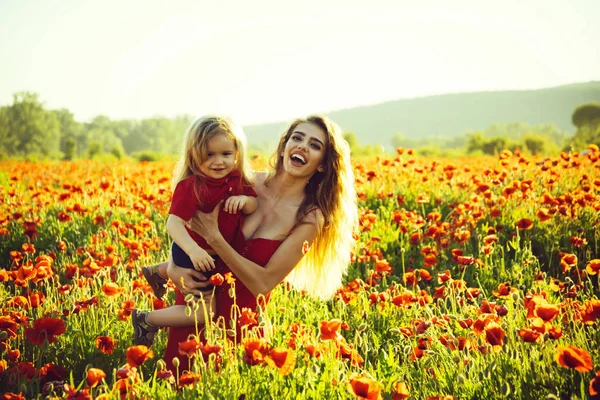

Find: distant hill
243;81;600;148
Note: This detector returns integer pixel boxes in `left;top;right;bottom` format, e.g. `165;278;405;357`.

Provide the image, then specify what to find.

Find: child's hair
172;115;253;193
265;114;358;299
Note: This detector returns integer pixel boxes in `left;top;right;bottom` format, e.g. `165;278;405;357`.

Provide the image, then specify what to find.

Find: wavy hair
265;115;358;299
172;115;253;196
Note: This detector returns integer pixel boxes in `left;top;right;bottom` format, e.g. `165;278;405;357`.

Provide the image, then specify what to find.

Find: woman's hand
187;200;223;242
166;259;211;296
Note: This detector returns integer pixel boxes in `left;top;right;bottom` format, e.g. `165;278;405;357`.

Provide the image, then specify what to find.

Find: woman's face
282;122;327;178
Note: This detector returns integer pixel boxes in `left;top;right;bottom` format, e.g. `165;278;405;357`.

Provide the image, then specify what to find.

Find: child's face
200;134;237;179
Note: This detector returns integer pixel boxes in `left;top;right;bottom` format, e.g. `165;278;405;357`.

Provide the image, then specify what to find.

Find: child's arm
166;214;215;272
223;195;258;215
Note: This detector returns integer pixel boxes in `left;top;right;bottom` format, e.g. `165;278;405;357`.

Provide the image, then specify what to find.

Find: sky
1;0;599;125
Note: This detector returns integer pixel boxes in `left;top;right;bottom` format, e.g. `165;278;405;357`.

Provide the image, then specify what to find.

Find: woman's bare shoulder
302;207;325;229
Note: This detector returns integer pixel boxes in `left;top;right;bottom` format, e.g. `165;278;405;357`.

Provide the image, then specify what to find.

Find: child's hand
188;247;215;272
224;195;248;214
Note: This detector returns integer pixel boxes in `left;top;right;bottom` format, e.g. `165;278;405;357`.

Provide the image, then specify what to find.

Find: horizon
1;0;599;125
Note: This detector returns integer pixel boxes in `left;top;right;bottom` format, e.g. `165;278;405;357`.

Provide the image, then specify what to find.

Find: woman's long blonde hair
172;115;253;194
265;115;358;299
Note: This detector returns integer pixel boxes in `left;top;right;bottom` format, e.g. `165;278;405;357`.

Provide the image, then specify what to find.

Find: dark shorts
171;242;217;293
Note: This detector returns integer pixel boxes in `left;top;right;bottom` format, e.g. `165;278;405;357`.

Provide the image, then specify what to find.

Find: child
132;115;257;347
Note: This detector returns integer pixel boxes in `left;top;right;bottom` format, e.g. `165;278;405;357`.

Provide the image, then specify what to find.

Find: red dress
163;236;283;374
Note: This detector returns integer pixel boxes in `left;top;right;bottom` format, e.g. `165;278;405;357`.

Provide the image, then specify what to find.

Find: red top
168;170;256;250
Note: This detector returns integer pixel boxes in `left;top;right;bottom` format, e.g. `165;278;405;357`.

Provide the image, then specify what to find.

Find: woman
161;114;358;373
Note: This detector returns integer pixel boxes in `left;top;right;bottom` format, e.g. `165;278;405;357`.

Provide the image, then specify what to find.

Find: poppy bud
172;357;180;369
184;293;195;303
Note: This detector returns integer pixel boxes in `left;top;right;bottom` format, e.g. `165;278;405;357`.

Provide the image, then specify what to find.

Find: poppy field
1;146;599;399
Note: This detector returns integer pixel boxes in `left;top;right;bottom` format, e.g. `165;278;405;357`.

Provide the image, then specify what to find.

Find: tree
63;137;76;160
572;103;600;128
52;108;82;156
481;136;509;155
4;92;61;157
523;134;546;155
567;103;600;150
466;132;485;153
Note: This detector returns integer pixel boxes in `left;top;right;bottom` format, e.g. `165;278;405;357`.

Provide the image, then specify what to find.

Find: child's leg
147;293;214;328
157;262;168;279
132;295;214;347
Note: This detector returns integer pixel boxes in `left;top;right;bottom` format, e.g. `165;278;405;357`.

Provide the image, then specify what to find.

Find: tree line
0;92;192;161
1;92;598;160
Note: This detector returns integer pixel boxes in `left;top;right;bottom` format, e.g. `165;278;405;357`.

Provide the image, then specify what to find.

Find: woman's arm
189;204;323;297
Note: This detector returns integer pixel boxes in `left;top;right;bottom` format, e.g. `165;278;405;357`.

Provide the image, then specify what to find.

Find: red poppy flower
96;336;117;354
348;373;382;400
57;212;72;223
1;393;26;400
466;288;481;300
264;347;296;376
239;307;258;327
535;303;560;323
87;368;106;387
178;372;201;388
320;319;343;341
116;364;137;380
518;328;542;343
456;256;475;265
0;316;18;338
423;254;438;268
586;259;600;275
24;317;66;345
201;343;223;356
536;208;552;222
156;369;174;382
516;218;533;230
556;345;593;372
580;299;600;324
437;270;452;283
458;318;473;329
178;337;202;358
492;282;517;298
338;342;364;366
392;382;410;400
39;362;67;385
126;345;154;367
101;282;123;297
242;337;270;365
209;273;224;286
559;253;577;273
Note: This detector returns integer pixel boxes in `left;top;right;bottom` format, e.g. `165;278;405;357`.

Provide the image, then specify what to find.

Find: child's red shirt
168;170;256;250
